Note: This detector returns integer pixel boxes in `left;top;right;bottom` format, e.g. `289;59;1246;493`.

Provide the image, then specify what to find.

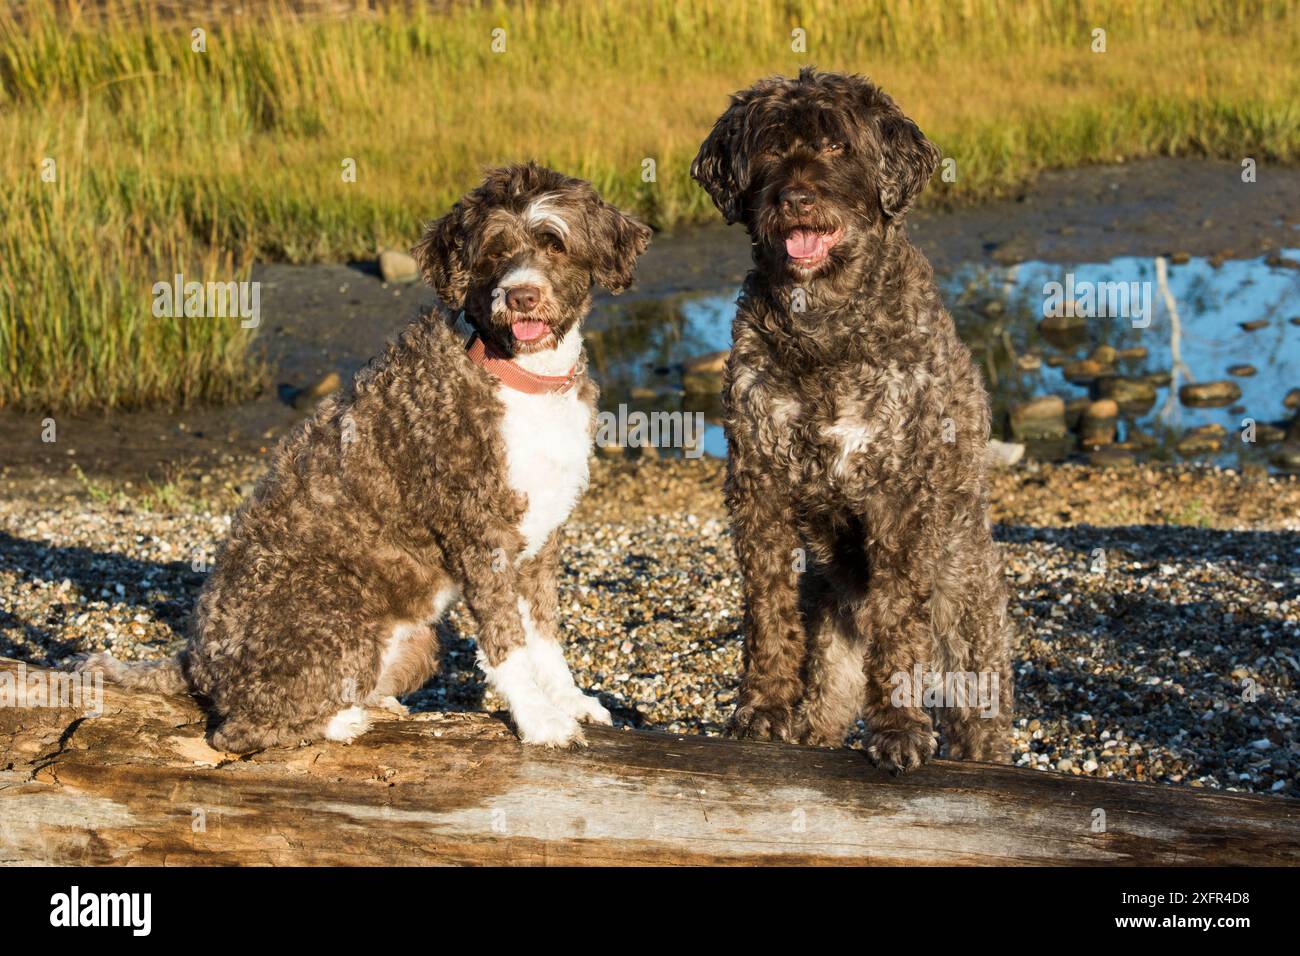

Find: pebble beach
2;455;1297;796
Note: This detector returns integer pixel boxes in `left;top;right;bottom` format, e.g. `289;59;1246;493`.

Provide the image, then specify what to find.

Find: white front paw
516;704;585;748
559;691;613;726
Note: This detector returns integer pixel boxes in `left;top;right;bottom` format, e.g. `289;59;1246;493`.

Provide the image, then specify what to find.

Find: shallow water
586;248;1300;465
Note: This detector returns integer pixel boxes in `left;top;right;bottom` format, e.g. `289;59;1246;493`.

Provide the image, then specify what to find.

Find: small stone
1227;364;1256;377
1009;396;1067;441
1239;319;1269;332
985;439;1024;469
1179;381;1241;408
1079;399;1119;447
293;371;342;411
378;249;419;284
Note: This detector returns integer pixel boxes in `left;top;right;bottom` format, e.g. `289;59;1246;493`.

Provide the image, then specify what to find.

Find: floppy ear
587;199;652;294
874;109;940;221
691;107;749;224
411;203;470;308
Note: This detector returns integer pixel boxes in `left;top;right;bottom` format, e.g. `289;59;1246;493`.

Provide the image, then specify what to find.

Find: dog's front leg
726;467;806;742
516;534;612;726
460;539;587;748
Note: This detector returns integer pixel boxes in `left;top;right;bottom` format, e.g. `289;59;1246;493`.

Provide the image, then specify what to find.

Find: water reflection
586;250;1300;467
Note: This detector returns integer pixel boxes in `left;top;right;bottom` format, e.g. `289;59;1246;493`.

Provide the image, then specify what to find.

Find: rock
1143;371;1172;388
1176;424;1226;455
1116;346;1148;361
1089;447;1134;467
1253;423;1287;445
1123;426;1157;449
1283;388;1300;411
1179;381;1241;408
1038;314;1088;350
1009;396;1067;441
292;371;342;411
1168;251;1191;265
1064;397;1091;431
1016;353;1042;372
378;249;419;284
1045;354;1068;368
682;372;723;396
1079;399;1119;447
683;350;729;375
985;439;1025;469
1239;319;1269;332
1227;364;1257;377
1063;358;1109;384
1271;442;1300;471
1291;316;1300;326
1093;376;1157;415
1090;345;1118;365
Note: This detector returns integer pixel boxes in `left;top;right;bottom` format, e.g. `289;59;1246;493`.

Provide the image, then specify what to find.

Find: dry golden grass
2;0;1297;410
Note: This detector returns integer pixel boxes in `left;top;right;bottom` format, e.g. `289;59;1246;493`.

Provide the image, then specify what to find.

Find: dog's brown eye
823;142;844;154
540;233;566;255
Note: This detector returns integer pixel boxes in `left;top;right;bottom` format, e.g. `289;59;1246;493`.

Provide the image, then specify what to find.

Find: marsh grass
2;0;1298;410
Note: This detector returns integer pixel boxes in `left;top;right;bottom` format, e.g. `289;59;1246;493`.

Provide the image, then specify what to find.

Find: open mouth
784;228;843;269
506;317;557;352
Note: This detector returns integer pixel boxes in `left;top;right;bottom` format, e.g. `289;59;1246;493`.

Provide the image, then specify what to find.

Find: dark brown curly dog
692;68;1012;771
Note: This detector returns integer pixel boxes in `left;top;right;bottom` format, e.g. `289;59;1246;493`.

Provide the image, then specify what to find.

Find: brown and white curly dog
692;69;1012;771
82;163;651;752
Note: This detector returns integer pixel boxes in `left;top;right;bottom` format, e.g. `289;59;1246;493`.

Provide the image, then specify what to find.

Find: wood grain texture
1;657;1296;866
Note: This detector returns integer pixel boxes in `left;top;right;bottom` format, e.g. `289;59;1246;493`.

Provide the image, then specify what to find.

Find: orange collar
465;331;579;395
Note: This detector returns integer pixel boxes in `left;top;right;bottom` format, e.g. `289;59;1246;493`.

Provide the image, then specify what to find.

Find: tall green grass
2;0;1298;411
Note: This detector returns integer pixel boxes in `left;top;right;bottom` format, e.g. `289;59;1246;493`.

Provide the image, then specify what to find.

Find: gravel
2;457;1297;796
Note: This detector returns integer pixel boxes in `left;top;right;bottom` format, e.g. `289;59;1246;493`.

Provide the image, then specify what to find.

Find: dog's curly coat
83;164;650;752
692;69;1013;770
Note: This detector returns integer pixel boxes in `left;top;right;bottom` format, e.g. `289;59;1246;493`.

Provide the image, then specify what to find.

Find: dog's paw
324;705;372;744
727;703;795;742
368;694;410;716
866;724;937;774
516;705;586;749
555;690;613;727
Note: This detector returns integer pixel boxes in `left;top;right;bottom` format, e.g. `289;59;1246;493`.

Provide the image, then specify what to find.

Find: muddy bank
2;157;1298;485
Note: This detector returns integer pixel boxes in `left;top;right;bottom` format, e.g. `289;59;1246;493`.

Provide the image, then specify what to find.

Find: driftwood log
1;657;1297;865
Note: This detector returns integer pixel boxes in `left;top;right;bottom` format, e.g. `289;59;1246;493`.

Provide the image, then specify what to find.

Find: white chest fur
497;384;592;561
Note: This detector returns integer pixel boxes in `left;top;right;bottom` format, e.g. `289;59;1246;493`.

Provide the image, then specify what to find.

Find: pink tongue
512;320;548;341
786;229;825;259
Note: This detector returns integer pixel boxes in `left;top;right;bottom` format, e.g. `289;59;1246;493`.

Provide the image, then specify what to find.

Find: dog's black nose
505;285;540;313
779;187;816;215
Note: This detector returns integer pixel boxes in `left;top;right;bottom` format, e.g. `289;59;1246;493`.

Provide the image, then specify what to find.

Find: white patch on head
478;645;582;747
493;265;552;319
324;705;370;743
518;597;612;725
496;379;592;560
523;193;571;239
